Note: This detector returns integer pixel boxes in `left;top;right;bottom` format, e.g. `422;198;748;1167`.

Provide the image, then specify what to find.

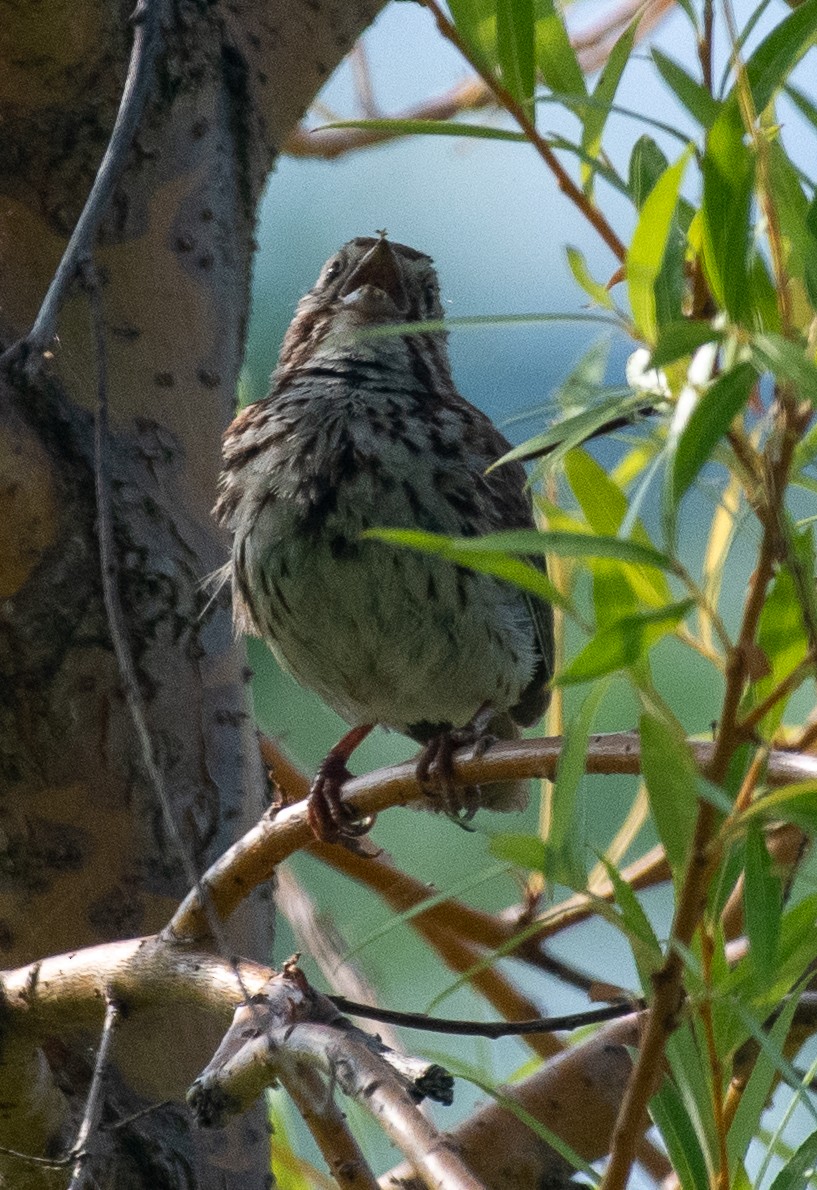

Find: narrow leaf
744;822;782;981
671;363;756;502
640;713;700;872
769;1130;817;1190
701;106;754;324
582;20;637;194
653;48;720;128
628;147;692;342
741;0;817;113
566;245;615;309
651;321;722;369
534;0;586;97
753;333;817;404
497;0;535;107
628;135;669;209
558;601;694;684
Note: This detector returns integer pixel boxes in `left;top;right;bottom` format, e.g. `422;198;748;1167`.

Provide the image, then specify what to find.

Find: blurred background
238;2;817;1181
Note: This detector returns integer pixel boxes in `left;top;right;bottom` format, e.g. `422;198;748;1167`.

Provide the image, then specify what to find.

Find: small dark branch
699;0;714;93
327;994;641;1038
67;997;121;1190
2;1;162;373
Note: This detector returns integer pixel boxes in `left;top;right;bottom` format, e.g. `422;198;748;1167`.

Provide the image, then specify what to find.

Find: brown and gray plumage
216;236;553;841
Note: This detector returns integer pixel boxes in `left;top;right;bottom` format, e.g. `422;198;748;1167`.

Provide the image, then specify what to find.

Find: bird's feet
306;725;375;847
415;708;497;828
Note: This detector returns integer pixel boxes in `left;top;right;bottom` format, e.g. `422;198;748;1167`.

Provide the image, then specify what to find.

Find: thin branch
326;995;640;1038
419;0;627;262
67;997;120;1190
1;0;161;372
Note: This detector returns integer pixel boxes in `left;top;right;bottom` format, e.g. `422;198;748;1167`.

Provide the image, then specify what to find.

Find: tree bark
0;1;385;1185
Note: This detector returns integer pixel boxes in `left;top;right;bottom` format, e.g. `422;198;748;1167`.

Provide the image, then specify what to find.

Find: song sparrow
216;236;553;843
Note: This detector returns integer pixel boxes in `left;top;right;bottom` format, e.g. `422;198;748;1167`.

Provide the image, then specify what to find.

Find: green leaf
581;20;637;195
364;529;569;607
565;449;672;615
766;141;817;310
319;118;527;144
650;320;722;369
639;713;700;873
565;245;615;309
534;0;586;98
752;333;817;404
744;822;782;982
747;560;810;736
670;362;756;504
448;0;497;71
558;601;694;684
497;0;535;108
490;833;546;872
650;1078;710;1190
628;147;692;342
545;681;609;888
740;0;817;113
653;48;720;128
728;989;806;1172
366;526;677;571
701;106;754;325
598;856;662;988
738;782;817;834
628;135;669;209
491;392;656;469
769;1130;817;1190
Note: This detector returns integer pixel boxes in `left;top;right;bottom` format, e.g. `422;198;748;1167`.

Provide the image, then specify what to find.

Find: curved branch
167;733;817;942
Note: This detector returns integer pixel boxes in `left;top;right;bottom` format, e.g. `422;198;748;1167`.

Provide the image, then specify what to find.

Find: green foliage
314;0;817;1182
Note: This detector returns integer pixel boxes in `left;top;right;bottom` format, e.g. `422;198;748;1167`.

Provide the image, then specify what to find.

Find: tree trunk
0;2;385;1184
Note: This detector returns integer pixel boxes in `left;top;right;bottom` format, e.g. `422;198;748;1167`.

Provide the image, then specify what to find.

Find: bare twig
2;0;161;372
191;1018;484;1190
67;997;120;1190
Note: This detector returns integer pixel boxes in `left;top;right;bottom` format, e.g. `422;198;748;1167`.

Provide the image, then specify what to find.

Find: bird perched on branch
216;235;553;844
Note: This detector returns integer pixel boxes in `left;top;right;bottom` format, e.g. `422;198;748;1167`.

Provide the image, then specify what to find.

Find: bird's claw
306;754;376;850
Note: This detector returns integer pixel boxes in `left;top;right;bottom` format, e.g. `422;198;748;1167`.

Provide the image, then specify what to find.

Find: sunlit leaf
740;0;817;113
534;0;586;98
490;833;547;871
558;601;694;684
628;147;692;342
566;245;616;309
366;526;677;570
581;20;637;194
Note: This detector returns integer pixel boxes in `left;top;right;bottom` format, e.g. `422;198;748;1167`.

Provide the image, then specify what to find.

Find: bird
215;234;553;844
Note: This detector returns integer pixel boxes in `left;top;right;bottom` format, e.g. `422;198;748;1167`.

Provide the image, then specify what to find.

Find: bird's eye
322;258;343;285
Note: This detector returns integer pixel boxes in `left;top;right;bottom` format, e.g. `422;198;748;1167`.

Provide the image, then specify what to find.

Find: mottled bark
0;0;385;1185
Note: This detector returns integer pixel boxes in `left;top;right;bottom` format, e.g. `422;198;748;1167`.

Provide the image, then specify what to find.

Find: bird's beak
339;238;405;310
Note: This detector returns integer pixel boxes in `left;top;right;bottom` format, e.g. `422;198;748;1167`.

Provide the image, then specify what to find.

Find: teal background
239;2;817;1182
